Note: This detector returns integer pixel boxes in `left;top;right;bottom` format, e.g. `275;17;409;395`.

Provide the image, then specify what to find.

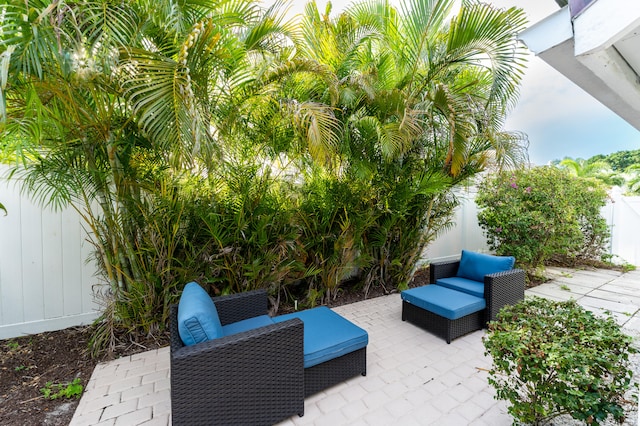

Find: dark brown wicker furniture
402;299;484;343
401;257;525;343
170;289;367;425
429;258;525;323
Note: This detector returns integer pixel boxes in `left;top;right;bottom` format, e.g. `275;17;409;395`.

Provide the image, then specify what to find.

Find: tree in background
557;157;624;187
588;149;640;172
555;150;640;194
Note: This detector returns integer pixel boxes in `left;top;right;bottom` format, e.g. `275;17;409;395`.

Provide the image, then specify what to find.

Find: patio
69;267;640;426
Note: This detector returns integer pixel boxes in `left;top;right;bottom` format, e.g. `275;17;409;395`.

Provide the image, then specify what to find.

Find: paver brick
316;393;347;414
107;374;142;393
458;401;488;422
153;377;170;392
312;409;348;426
114;406;152;425
436;411;471;426
362;407;402;426
339;398;368;420
140;369;169;385
384;397;413;418
101;398;139;421
339;383;368;402
69;406;104;426
138;414;171;426
75;392;120;416
381;381;407;398
361;389;388;409
125;363;160;378
138;388;170;410
449;384;475;403
151;397;172;417
120;382;154;402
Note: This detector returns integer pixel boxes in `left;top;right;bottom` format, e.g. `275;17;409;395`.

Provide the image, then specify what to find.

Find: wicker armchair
429;258;525;323
169;290;305;426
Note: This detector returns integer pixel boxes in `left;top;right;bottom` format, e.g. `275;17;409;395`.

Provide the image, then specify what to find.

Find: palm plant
268;0;530;290
0;0;296;352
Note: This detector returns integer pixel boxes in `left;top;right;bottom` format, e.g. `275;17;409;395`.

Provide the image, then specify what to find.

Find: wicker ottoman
401;285;486;343
274;306;368;396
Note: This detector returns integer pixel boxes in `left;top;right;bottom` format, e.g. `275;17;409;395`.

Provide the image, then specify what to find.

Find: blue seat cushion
273;306;368;368
401;285;486;320
436;277;485;298
456;250;515;283
178;282;224;346
222;315;275;337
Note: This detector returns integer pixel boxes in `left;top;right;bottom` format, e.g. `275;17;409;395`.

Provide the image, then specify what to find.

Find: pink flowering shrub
476;167;609;274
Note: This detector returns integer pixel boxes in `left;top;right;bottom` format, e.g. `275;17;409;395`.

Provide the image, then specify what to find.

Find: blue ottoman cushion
401;285;486;320
436;276;485;298
274;306;368;368
456;250;515;283
178;282;224;346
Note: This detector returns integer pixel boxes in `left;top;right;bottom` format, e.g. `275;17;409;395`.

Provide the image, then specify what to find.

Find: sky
272;0;640;165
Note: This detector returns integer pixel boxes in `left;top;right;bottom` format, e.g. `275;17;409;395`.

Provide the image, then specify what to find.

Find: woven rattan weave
170;289;366;425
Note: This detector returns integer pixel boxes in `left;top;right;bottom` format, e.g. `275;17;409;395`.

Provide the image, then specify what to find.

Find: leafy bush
476;167;610;275
40;378;83;400
483;297;637;425
194;164;310;309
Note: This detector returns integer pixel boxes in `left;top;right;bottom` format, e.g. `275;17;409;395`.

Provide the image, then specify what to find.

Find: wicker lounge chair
170;286;367;425
401;250;525;343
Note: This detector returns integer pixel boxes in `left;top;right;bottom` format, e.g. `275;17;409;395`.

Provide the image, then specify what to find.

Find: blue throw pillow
456;250;515;282
177;282;223;346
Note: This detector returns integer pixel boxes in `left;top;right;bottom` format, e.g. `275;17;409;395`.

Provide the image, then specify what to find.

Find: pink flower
510;182;517;188
525;186;532;193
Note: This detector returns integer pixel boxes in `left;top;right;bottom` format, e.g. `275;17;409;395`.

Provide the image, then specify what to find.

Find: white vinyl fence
1;170;638;339
603;187;640;267
0;167;102;339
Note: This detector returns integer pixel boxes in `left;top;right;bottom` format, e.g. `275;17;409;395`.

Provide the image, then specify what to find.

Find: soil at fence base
0;269;428;426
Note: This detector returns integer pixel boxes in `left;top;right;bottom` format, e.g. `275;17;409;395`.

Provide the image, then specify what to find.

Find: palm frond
446;2;528;110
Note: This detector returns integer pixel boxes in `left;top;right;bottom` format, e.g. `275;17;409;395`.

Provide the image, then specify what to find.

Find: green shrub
476;167;610;275
483;297;637;425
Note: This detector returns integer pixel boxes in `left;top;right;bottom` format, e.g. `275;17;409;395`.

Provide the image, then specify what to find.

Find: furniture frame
401;300;484;344
429;259;525;323
170;289;366;425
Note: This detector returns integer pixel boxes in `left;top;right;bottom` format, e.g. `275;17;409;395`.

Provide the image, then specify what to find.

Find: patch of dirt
0;327;169;426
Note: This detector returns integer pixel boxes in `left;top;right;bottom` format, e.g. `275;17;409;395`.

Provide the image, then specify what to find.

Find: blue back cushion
456;250;515;282
178;282;223;346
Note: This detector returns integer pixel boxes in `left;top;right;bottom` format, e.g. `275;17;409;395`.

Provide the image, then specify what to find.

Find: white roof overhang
519;0;640;131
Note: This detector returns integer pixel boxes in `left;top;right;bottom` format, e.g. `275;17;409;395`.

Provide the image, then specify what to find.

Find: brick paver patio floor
70;267;640;426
